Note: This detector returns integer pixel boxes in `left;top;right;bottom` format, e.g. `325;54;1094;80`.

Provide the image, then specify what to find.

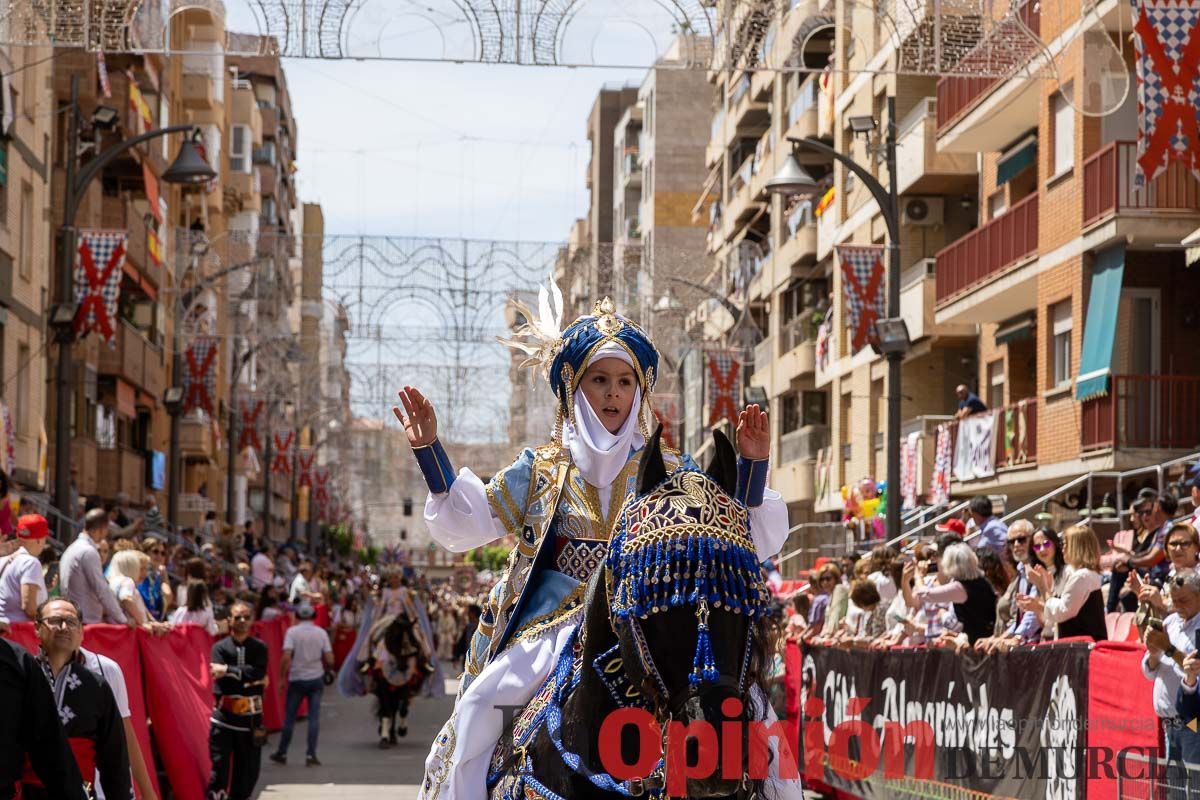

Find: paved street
255;672;458;799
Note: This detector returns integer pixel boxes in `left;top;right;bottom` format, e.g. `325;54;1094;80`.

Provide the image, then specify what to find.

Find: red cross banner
1133;0;1200;186
706;348;741;426
73;230;127;345
298;449;316;488
652;394;680;450
836;244;886;353
237;400;264;452
313;469;330;515
181;337;218;416
271;431;294;476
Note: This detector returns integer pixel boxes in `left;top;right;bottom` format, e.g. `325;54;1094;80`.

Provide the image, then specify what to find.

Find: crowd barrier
4;616;293;800
788;640;1159;800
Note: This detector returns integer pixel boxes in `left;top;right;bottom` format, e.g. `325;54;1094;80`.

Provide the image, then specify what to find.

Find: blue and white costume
412;296;799;800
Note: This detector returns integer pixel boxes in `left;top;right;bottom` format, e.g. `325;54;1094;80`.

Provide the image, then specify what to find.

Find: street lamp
767;96;906;542
52;74;215;539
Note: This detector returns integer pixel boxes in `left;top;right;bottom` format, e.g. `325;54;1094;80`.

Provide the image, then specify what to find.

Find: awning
1076;243;1125;401
1183;225;1200;267
994;312;1035;346
996;133;1037;186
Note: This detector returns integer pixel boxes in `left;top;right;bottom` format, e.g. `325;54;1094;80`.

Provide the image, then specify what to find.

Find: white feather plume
497;276;568;378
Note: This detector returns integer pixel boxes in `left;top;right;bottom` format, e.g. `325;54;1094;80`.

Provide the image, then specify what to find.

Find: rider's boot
396;712;408;739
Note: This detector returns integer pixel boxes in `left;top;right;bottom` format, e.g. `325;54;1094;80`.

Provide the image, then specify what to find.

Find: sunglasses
1033;541;1055;551
1007;536;1029;546
1168;540;1196;549
1137;509;1154;517
819;576;835;583
231;614;252;621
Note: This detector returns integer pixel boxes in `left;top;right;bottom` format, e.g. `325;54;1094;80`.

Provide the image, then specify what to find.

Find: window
987;359;1005;409
1051;301;1072;388
229;124;251;173
1052;91;1074;177
18;182;32;279
802;391;829;427
96;405;117;449
781;393;801;434
988;190;1007;220
403;497;413;517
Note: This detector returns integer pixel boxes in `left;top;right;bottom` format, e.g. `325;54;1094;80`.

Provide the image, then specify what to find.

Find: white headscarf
564;344;645;488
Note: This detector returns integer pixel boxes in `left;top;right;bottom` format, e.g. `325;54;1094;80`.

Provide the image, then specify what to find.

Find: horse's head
605;426;772;797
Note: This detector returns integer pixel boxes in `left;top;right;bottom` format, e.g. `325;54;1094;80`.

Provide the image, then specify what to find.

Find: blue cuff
413;439;456;494
735;457;768;508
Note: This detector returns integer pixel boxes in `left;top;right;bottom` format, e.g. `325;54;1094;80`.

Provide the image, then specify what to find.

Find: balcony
935;0;1042;152
724;154;760;231
71;438;99;498
945;398;1039;483
98;322;145;389
620;151;642;187
725;74;770;147
1082;375;1200;451
96;448;147;501
181;73;216;110
935;191;1038;305
180;417;215;461
1082;140;1200;241
748;129;778;201
896;98;977;195
785;77;820;143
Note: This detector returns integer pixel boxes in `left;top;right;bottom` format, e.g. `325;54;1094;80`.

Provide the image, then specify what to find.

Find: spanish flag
127;71;153;133
147;227;163;269
814;185;836;218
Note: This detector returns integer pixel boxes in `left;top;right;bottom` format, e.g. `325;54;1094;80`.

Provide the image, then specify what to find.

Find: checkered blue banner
1133;0;1200;186
836;245;885;353
182;336;219;416
706;348;741;426
73;230;127;346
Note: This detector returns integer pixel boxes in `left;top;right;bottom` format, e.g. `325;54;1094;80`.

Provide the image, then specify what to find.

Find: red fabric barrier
83;625;161;800
332;626;356;671
138;624;214;800
1087;641;1159;800
783;638;801;761
251;617;290;731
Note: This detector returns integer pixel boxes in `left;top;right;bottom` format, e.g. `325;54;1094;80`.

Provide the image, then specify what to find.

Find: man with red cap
935;517;967;538
0;514;50;627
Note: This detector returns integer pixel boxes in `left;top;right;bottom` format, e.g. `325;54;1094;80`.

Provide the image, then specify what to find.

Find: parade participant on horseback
397;288;794;800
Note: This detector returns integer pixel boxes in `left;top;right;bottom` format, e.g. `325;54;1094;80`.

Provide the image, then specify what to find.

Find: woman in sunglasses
137;537;174;621
1019;524;1108;641
805;564;840;639
1132;522;1200;615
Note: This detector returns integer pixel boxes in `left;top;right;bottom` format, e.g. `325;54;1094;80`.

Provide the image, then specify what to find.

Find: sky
284;58;642;242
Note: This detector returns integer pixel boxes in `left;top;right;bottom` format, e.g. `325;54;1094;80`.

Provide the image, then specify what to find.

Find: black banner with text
800;642;1091;800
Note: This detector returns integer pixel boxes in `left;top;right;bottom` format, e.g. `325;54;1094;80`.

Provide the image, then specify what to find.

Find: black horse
487;428;778;800
364;609;430;747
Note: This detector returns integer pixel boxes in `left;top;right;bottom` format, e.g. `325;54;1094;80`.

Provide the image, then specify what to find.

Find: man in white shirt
0;515;50;627
288;561;321;605
270;605;332;767
1144;569;1200;763
250;544;275;591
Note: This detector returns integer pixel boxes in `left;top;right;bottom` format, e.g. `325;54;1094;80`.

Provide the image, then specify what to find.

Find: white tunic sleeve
423;468;508;553
748;489;789;562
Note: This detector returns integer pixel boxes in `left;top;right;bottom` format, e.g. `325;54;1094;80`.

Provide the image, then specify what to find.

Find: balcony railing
1082;140;1200;227
935;0;1041;131
935;192;1038;304
780;425;829;465
788;77;819;129
754;336;774;373
942;397;1039;481
1082;375;1200;451
783;313;820;352
96;448;147;502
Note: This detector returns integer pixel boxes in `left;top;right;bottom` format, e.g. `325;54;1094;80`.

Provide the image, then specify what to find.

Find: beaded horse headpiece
606;427;770;687
499;278;660;438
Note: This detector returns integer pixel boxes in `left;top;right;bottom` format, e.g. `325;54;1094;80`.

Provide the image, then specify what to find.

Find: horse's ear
638;424;668;495
705;428;738;497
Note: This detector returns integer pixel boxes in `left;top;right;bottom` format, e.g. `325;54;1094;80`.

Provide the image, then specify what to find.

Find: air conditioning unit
901;196;944;227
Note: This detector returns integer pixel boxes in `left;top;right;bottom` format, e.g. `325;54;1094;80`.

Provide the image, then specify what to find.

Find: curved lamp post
766;96;909;543
53;74;216;537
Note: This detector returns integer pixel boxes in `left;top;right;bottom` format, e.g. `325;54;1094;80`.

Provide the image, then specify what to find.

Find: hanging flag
237;399;263;452
313;469;330;513
1132;0;1200;186
126;70;152;134
271;430;294;476
836;244;886;353
36;424;48;488
814;185;836;218
97;52;111;99
297;449;316;488
147;227;163;269
142;162;163;225
930;424;953;506
73;230;127;346
651;394;679;450
181;336;218;416
0;401;14;475
901;431;920;511
706;348;741;426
